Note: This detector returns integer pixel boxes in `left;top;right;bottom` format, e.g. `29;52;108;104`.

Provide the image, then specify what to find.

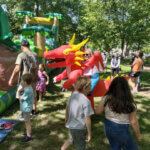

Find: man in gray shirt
8;40;38;116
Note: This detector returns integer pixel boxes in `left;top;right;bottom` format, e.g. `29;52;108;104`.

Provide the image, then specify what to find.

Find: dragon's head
44;34;88;68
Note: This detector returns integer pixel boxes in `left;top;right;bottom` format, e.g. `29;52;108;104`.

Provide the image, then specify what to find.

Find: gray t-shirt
15;51;38;84
66;91;94;129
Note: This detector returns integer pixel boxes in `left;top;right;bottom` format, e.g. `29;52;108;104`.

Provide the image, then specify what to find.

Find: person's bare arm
18;87;24;102
131;58;137;67
85;116;91;142
8;65;21;86
95;101;104;114
129;111;142;141
43;71;49;85
65;106;69;124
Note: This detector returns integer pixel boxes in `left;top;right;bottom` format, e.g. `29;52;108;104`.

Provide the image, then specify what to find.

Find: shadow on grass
133;95;150;150
1;68;150;150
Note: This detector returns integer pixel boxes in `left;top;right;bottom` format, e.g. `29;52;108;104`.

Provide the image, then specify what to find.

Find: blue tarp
0;119;18;142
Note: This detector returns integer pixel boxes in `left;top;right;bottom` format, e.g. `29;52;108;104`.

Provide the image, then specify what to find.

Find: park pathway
138;66;150;98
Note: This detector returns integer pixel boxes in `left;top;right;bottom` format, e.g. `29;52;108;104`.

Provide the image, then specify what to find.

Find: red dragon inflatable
44;34;115;108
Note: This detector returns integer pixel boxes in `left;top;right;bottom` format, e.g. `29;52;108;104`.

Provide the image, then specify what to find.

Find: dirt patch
143;66;150;72
138;85;150;98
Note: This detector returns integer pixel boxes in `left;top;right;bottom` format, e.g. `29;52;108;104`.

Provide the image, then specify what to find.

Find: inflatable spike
72;38;89;51
75;51;85;56
63;48;72;55
69;33;75;46
75;61;81;66
46;48;48;53
100;75;103;80
114;74;119;78
74;57;84;61
105;76;111;81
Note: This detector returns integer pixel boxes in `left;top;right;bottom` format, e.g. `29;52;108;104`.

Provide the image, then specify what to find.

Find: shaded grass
0;66;150;150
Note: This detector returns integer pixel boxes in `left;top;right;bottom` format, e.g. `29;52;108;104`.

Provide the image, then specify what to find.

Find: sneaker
21;136;32;143
131;90;138;94
21;132;27;136
16;114;24;121
31;110;37;116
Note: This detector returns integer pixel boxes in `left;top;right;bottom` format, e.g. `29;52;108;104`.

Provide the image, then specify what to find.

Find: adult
130;53;136;66
129;51;143;93
111;53;120;76
83;48;101;109
83;48;100;92
102;52;108;73
8;40;38;116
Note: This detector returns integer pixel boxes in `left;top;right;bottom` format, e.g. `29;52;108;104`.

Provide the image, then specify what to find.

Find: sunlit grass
0;63;150;150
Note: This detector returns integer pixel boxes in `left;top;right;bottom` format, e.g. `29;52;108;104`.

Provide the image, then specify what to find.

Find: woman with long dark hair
95;76;142;150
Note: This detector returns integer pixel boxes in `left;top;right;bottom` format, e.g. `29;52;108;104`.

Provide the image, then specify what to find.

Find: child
36;64;49;102
95;76;142;150
18;73;34;142
62;77;94;150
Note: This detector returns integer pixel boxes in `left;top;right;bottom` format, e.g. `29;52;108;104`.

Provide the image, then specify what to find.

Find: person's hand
85;134;91;142
46;81;49;85
19;96;22;102
53;77;57;83
137;134;142;142
62;88;68;92
8;79;13;86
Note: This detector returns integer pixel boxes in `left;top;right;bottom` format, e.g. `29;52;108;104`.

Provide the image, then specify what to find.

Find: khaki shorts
22;112;31;122
16;82;37;99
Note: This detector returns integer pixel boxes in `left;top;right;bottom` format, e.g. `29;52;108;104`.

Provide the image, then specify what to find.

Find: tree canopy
1;0;150;55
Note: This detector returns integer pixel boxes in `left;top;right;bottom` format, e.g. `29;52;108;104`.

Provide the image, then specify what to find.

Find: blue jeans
104;118;138;150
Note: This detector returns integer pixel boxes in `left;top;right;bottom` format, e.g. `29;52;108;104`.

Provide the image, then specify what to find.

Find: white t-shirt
66;91;94;129
84;65;99;76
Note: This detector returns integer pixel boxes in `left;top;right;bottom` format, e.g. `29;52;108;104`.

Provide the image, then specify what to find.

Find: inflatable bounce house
0;5;64;114
14;10;65;63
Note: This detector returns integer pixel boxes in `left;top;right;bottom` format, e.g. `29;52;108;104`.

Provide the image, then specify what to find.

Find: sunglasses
83;54;90;56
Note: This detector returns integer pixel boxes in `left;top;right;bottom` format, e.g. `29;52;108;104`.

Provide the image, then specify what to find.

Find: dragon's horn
74;56;84;61
75;61;81;66
69;33;75;46
75;51;85;56
72;38;89;51
63;38;89;55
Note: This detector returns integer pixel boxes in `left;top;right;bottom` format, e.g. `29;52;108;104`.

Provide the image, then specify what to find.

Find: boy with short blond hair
64;77;94;150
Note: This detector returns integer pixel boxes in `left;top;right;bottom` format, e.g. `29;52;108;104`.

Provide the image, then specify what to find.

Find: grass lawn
0;64;150;150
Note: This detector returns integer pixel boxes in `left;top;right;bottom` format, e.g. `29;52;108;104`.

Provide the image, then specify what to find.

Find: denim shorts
104;118;138;150
70;129;87;150
129;71;141;77
22;112;31;122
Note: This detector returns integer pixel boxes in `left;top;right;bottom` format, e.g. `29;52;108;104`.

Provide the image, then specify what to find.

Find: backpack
24;52;38;82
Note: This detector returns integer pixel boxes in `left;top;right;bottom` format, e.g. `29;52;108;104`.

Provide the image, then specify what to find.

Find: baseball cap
21;40;30;47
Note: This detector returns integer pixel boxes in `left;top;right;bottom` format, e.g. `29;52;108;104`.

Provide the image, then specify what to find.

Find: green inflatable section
0;5;18;115
0;5;64;115
0;87;17;114
0;5;19;51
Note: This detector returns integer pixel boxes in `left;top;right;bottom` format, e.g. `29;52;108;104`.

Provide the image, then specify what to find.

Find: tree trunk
121;39;127;58
34;1;39;16
137;42;141;50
